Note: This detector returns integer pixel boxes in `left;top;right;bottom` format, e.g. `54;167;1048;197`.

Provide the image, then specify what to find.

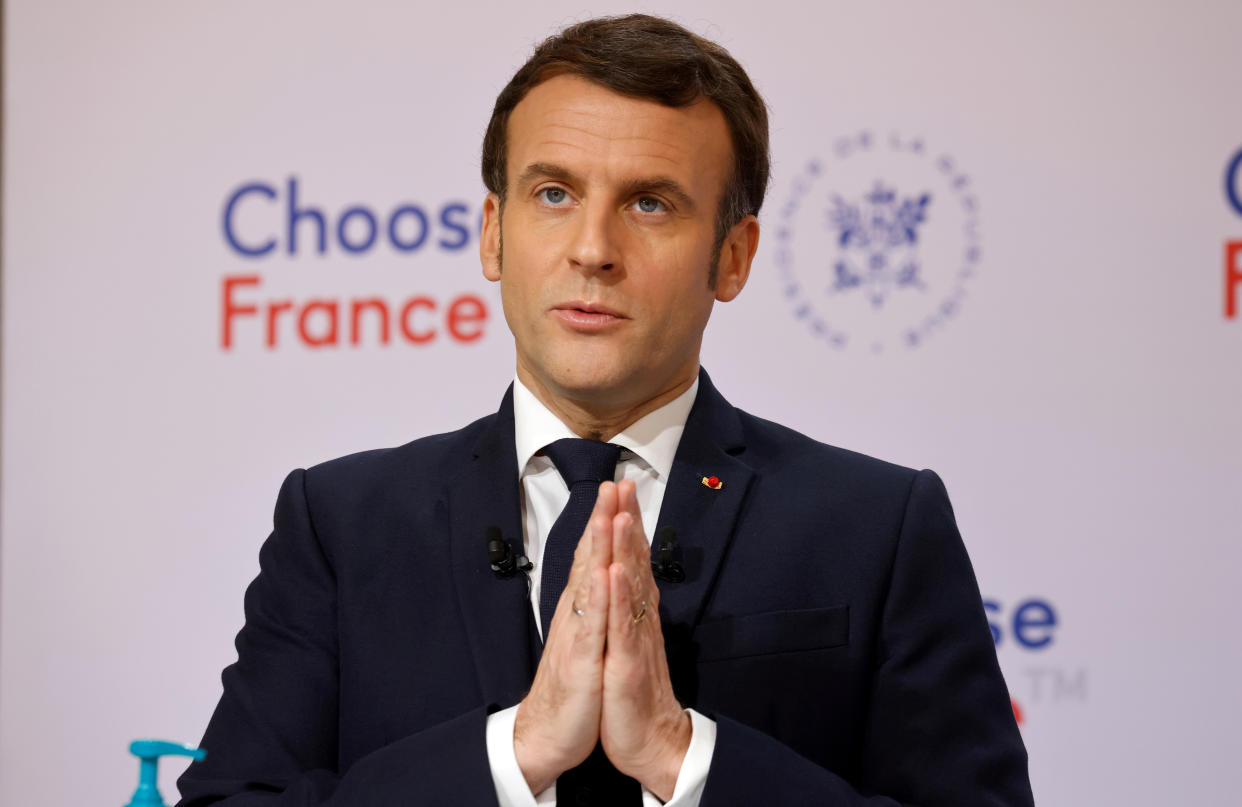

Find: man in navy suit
179;14;1033;807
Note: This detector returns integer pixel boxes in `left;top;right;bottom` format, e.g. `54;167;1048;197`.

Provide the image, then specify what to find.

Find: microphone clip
486;525;532;578
651;526;685;583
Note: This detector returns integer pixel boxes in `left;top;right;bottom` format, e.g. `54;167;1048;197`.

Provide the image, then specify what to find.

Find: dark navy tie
539;438;622;640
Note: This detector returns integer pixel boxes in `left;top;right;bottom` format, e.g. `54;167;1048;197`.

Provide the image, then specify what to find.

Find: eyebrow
515;161;697;213
515;161;576;189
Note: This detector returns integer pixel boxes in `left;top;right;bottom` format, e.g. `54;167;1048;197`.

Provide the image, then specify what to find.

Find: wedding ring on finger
572;603;585;617
632;600;648;625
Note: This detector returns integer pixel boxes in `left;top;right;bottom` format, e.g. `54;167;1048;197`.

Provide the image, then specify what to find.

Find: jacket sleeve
699;470;1034;806
176;469;500;807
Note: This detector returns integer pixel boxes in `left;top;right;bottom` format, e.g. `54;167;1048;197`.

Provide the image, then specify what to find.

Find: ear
480;192;502;282
714;215;760;302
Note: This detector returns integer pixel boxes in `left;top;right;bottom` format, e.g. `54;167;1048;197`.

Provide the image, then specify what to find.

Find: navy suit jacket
178;370;1033;806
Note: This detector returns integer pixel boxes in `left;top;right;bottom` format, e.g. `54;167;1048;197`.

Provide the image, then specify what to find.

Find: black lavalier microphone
486;525;532;578
651;526;685;582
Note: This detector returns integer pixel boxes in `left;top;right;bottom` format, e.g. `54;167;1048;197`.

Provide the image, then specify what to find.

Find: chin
549;367;629;399
542;356;638;401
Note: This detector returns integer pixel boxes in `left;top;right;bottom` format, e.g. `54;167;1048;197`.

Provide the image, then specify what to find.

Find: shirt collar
513;376;699;482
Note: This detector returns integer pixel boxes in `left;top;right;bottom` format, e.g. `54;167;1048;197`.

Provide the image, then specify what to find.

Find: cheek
498;236;553;306
499;274;544;339
650;239;715;309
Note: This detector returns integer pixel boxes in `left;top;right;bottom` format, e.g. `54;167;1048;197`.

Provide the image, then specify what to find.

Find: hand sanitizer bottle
124;739;206;807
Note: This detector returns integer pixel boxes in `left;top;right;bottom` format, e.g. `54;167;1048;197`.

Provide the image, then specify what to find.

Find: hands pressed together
514;479;691;801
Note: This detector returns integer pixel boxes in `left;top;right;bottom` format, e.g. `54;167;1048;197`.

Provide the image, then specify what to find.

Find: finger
566;483;616;612
564;544;592;624
608;561;638;653
616;479;642;528
610;515;657;628
580;565;609;657
589;482;617;572
612;511;633;571
578;509;609;616
573;479;615;567
597;479;619;517
615;479;649;566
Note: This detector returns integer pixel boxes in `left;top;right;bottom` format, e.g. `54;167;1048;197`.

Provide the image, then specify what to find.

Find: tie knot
543;438;622;487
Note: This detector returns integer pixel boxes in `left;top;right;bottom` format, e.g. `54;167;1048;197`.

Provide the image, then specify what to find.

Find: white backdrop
3;1;1241;805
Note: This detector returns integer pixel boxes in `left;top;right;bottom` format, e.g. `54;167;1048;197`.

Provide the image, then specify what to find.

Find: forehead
506;73;733;197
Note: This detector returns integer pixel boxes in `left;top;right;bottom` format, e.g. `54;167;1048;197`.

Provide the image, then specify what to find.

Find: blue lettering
389;205;429;252
287;177;326;255
222;182;277;257
1013;600;1057;649
1226;146;1242;218
438;202;471;250
338;206;378;254
221;179;484;256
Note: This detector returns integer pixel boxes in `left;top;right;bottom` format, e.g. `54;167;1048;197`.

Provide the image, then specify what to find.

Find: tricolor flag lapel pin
701;475;723;490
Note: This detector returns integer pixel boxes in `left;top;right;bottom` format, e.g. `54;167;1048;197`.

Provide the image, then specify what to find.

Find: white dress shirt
486;377;716;807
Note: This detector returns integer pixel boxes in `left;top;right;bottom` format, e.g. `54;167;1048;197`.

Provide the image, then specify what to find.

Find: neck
517;365;698;442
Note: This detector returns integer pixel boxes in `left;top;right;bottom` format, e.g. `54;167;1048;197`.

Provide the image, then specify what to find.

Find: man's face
481;74;753;411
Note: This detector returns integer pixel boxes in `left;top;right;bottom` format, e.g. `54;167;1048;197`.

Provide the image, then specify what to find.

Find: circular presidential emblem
775;131;981;352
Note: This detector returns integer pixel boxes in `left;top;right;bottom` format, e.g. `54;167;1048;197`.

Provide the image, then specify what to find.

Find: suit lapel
653;370;754;632
447;386;536;711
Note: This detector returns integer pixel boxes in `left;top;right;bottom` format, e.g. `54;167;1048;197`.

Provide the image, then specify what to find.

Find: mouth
550;301;628;331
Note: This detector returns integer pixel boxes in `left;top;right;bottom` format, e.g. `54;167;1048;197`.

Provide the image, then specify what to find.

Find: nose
567;203;617;272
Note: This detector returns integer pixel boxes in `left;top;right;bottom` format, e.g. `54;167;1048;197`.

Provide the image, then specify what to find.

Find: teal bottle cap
125;739;206;807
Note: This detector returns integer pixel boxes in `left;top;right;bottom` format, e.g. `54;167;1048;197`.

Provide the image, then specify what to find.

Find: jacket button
575;787;592;806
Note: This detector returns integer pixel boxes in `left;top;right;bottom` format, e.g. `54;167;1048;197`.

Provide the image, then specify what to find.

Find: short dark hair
481;14;770;279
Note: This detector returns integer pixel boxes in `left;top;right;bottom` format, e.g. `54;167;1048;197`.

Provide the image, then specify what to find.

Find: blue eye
635;196;665;213
539;187;568;205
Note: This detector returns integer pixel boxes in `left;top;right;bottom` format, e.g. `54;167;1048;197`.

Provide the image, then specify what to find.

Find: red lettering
266;300;293;348
221;275;260;350
219;279;489;350
1226;241;1242;319
350;298;390;345
400;296;437;343
447;294;487;342
298;300;339;347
